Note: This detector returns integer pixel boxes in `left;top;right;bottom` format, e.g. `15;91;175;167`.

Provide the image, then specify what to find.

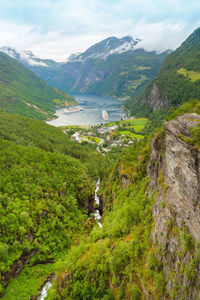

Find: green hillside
43;100;200;300
0;52;75;120
125;27;200;116
0;112;115;298
48;49;168;100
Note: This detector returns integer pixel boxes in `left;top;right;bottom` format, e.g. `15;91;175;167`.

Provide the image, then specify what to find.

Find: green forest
0;24;200;300
0;52;76;120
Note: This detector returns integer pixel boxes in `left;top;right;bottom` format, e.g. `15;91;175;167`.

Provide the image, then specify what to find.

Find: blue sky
0;0;200;61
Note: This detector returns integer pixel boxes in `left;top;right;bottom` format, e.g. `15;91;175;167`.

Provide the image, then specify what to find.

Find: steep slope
125;27;200;115
0;47;63;83
2;38;168;101
0;51;75;119
0;112;115;298
49;36;168;99
45;100;200;299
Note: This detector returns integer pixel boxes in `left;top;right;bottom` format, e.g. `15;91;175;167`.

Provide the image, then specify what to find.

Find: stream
37;179;102;299
38;281;52;300
94;178;102;227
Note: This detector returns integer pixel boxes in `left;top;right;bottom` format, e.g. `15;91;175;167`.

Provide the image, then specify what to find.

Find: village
63;117;148;155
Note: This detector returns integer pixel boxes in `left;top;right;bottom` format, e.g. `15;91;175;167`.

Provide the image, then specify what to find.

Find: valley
0;14;200;300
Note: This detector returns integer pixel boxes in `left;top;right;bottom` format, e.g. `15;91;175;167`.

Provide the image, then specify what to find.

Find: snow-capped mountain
50;36;169;99
0;36;169;100
0;47;48;67
0;47;63;83
67;36;141;62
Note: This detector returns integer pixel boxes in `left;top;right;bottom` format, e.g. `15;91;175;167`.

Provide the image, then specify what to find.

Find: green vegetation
0;112;117;298
119;130;144;139
1;29;200;299
49;49;168;100
82;136;101;144
0;51;76;119
45;138;164;299
124;28;200;123
177;68;200;82
4;264;54;299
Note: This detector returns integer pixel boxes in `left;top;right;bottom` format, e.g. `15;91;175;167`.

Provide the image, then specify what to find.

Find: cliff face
145;83;169;111
148;113;200;299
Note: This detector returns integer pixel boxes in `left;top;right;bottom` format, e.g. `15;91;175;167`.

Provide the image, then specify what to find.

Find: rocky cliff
148;113;200;299
144;83;169;111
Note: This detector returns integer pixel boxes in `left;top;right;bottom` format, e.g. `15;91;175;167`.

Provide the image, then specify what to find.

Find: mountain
0;51;75;119
125;27;200;115
0;46;63;83
1;89;200;298
33;100;200;299
48;36;169;99
1;37;169;100
67;36;141;62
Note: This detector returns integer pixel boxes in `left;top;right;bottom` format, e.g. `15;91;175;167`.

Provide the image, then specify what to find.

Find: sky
0;0;200;61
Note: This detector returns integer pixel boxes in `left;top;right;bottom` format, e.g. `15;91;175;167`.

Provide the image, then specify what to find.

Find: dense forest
0;112;117;298
45;99;200;300
0;25;200;300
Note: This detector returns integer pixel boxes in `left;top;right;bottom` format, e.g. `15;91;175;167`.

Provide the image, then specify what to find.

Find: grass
4;263;55;300
82;136;101;144
119;118;148;126
105;122;117;127
119;131;144;139
177;68;200;82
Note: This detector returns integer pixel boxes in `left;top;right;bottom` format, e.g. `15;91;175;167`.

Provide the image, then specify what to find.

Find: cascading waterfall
38;281;52;300
94;178;102;227
37;178;102;299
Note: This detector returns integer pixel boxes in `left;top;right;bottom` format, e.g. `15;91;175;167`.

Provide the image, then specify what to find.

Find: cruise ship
64;106;83;114
102;110;108;120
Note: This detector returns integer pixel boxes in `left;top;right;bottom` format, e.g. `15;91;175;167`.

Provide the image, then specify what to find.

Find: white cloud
0;0;200;60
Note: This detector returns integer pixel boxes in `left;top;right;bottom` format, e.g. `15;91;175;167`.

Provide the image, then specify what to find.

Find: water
94;178;102;227
38;281;52;300
47;94;125;126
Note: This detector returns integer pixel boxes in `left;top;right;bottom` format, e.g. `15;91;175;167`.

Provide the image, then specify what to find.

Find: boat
64;106;83;114
102;110;108;120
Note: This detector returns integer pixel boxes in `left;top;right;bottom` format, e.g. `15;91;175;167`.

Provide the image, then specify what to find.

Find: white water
94;178;102;227
37;179;102;299
38;281;52;300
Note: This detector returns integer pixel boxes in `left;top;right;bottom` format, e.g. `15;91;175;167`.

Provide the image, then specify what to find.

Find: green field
105;122;117;127
120;118;148;126
82;136;101;144
177;68;200;82
119;131;144;139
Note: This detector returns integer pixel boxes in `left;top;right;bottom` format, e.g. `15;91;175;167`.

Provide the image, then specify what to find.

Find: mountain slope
125;27;200;115
0;51;75;119
1;38;169;101
49;36;168;99
0;112;114;298
45;100;200;300
0;47;63;84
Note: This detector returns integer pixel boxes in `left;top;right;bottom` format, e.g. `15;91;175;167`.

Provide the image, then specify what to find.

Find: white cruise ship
64;106;83;114
102;110;108;120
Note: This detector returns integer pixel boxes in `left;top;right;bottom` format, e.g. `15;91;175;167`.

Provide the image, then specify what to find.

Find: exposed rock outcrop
145;83;169;111
148;113;200;299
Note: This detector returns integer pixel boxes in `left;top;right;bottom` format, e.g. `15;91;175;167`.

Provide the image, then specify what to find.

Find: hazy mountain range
1;36;170;100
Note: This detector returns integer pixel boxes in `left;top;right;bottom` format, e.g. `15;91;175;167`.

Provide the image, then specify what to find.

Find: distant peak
67;35;141;63
0;46;47;67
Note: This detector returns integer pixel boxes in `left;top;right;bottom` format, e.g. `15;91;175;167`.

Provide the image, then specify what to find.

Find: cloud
0;0;200;60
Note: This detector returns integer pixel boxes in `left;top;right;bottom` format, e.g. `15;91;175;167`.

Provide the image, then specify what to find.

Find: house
71;132;80;142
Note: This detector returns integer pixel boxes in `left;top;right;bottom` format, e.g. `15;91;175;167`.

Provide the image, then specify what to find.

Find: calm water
47;94;125;126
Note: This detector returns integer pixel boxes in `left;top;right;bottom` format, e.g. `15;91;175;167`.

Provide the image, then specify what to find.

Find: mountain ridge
124;27;200;116
1;37;169;100
0;51;75;119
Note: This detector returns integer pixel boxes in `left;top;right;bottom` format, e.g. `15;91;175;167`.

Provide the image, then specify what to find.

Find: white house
71;132;80;142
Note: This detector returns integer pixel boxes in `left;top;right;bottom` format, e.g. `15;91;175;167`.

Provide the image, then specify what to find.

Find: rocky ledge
148;113;200;299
